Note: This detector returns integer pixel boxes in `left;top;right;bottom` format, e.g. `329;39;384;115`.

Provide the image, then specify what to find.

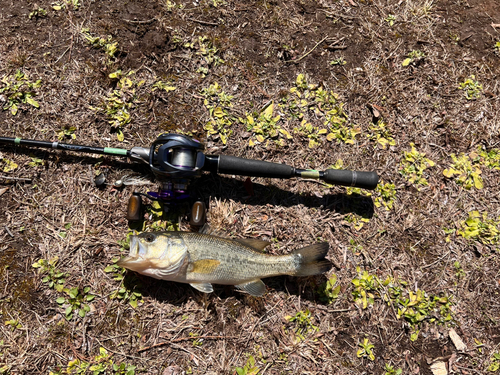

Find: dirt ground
1;0;500;374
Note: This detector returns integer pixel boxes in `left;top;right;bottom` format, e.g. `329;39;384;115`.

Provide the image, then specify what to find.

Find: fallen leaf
449;328;467;351
430;361;447;375
0;187;8;197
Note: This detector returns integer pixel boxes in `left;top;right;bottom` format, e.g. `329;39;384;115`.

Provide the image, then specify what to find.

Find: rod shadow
192;172;375;219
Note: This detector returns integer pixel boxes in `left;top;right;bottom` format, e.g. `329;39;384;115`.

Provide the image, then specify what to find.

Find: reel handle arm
204;155;379;190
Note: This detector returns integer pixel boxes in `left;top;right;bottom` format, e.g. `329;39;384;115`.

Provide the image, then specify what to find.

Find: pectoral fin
190;282;214;293
191;259;221;274
235;279;266;297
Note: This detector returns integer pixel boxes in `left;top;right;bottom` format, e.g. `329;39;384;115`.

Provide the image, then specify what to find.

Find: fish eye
144;233;156;243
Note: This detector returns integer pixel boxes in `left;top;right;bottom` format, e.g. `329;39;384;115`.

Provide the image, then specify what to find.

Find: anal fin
235;279;266;297
190;282;214;293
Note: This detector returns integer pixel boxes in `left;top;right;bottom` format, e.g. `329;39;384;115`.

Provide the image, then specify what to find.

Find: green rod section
103;147;129;156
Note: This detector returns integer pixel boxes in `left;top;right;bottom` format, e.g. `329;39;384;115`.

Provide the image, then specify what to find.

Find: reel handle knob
126;193;143;222
190;201;206;227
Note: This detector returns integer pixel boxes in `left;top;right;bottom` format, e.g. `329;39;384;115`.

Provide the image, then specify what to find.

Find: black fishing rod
0;133;379;223
0;134;379;188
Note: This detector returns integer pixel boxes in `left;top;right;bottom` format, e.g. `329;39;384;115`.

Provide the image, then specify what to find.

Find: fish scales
181;233;299;283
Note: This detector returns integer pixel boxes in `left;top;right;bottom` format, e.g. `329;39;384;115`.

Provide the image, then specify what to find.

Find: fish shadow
133;272;332;308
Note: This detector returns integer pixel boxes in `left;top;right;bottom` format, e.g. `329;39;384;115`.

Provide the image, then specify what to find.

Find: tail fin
292;243;332;276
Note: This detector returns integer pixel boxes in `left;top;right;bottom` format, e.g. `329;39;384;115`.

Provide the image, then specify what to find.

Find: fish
117;230;332;297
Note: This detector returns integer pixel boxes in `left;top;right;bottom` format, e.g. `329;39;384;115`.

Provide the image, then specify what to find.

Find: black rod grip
323;169;379;190
217;155;294;178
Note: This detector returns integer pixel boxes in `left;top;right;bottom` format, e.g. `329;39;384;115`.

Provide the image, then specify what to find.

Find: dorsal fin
199;224;270;250
234;238;271;251
198;223;212;235
198;223;226;237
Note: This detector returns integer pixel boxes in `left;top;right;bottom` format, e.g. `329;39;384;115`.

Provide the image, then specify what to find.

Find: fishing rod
0;133;379;224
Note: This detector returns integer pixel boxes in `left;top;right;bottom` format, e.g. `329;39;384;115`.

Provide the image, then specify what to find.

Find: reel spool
149;133;205;182
128;134;208;226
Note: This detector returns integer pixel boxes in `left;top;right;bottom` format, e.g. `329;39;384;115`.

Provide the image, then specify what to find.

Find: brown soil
1;0;500;374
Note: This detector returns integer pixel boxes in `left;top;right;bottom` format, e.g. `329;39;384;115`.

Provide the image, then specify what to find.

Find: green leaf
109;70;122;79
443;168;456;178
263;101;274;118
117;129;124;142
25;96;39;108
56;297;66;304
55;283;65;292
3;159;18;172
402;58;412;67
68;287;79;299
104;264;116;273
474;175;484;189
65;305;73;316
213;107;224;118
220;133;228;145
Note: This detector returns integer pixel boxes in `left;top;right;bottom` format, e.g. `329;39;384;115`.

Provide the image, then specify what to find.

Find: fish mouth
116;235;144;269
128;235;140;257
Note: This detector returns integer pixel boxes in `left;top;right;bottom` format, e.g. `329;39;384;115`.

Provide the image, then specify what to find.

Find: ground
0;0;500;374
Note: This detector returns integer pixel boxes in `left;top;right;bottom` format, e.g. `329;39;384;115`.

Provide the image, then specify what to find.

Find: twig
285;36;328;64
314;305;353;313
4;227;14;238
420;251;450;269
187;17;219;26
0;175;32;182
123;18;156;24
138;335;237;353
55;46;70;64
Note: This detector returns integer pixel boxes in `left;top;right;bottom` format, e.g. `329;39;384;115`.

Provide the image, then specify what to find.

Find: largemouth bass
117;231;332;296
